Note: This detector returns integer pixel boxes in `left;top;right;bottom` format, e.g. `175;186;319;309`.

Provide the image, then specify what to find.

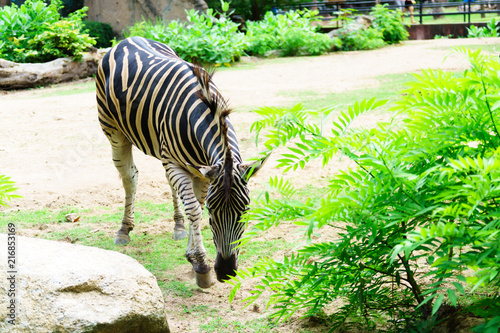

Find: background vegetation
81;20;114;48
467;18;500;38
124;3;247;65
244;9;336;57
0;0;95;63
122;3;408;64
0;1;409;65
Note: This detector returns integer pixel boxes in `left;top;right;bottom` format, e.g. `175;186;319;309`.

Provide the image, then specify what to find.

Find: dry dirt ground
1;38;499;332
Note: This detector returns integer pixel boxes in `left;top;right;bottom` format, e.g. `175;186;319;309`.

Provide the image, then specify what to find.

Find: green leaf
432;294;444;316
447;288;457;306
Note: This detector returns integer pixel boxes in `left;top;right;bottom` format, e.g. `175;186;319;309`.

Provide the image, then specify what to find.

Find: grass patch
277;72;417;111
418;9;500;24
199;316;275;333
20;80;96;99
0;201;289;296
218;54;310;72
321;7;500;27
181;304;219;315
437;43;500;54
165;280;199;298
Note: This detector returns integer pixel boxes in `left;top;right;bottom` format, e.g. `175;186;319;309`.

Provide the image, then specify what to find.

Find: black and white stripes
96;37;267;286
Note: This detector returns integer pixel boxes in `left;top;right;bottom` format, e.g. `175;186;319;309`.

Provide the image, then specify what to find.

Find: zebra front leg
109;131;138;245
168;179;187;240
184;204;214;288
166;165;214;288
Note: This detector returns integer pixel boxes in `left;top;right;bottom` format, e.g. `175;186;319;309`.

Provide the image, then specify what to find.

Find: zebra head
188;63;269;281
188;153;268;282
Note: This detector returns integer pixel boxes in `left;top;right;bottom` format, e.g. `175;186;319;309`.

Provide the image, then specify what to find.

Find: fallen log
0;48;108;90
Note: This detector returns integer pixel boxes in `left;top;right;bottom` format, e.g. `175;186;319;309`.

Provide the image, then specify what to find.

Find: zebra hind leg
107;130;138;245
168;179;187;240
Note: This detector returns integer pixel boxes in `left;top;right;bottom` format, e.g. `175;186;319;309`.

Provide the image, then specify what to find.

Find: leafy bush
230;49;500;332
245;10;335;57
336;25;385;51
370;4;409;44
0;0;95;63
124;3;246;65
330;9;386;51
82;20;114;48
467;18;499;38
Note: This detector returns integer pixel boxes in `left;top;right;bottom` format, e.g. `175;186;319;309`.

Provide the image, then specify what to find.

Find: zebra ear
239;154;270;182
186;163;220;181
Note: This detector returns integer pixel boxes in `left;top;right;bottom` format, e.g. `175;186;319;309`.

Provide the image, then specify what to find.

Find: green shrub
246;10;334;57
370;4;409;44
245;32;279;56
124;3;246;65
467;18;499;38
337;26;385;51
0;0;95;63
281;27;335;56
230;49;500;332
82;20;114;48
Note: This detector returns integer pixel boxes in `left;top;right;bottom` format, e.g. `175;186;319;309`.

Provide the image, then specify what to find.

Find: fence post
419;0;423;24
468;0;471;24
463;0;466;22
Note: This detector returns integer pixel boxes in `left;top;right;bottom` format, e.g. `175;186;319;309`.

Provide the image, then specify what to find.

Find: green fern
231;48;500;332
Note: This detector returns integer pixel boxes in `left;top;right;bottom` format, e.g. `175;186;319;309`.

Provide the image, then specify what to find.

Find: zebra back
96;37;240;195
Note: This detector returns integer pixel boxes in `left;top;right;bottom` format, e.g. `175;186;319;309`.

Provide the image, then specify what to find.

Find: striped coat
96;37;267;287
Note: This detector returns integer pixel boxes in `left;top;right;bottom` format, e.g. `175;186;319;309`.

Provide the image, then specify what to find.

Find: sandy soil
1;38;499;332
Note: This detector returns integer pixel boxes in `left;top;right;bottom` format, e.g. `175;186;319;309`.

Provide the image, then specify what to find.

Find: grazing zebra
95;37;267;288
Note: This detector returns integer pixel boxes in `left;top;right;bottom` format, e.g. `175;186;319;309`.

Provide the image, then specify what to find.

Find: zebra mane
191;64;234;202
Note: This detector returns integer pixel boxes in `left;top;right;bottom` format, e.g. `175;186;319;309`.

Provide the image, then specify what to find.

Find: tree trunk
0;49;107;90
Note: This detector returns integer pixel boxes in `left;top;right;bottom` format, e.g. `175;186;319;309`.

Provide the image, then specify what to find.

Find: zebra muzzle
214;252;238;282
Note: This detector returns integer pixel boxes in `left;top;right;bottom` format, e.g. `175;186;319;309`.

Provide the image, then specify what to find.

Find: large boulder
328;15;374;39
0;234;170;333
84;0;208;37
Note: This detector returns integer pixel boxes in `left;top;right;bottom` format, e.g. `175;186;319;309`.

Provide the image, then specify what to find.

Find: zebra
95;37;267;288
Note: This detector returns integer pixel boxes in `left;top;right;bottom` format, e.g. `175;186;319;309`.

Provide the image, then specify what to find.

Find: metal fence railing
279;0;500;25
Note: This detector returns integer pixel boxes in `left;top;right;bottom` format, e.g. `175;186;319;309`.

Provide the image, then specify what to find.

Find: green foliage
331;9;385;51
370;4;409;44
337;25;385;51
245;10;334;57
0;175;20;207
82;20;114;48
230;49;500;332
124;3;246;65
0;0;95;63
205;0;301;21
467;18;500;38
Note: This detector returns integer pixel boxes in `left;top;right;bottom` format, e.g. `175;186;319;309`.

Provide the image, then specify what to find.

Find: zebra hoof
173;229;187;240
114;233;130;245
195;271;215;289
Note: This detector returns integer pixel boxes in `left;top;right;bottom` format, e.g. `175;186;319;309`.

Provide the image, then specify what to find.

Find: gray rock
328;15;374;39
355;15;374;29
0;234;170;333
